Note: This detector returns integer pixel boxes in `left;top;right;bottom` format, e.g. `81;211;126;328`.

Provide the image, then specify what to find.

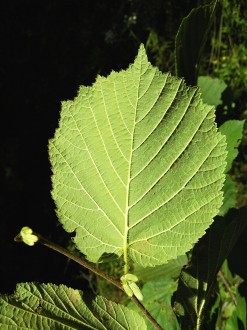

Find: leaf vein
129;137;221;228
69;105;125;215
52;141;123;237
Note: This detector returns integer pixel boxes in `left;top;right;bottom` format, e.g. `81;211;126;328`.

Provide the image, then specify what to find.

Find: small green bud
122;273;138;282
20;226;39;246
121;273;143;301
128;281;143;301
122;283;134;297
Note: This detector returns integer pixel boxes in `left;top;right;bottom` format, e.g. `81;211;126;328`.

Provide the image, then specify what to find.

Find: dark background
1;0;246;297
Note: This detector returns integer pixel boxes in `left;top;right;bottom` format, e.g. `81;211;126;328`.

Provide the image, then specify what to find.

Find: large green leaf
0;282;146;329
49;44;227;268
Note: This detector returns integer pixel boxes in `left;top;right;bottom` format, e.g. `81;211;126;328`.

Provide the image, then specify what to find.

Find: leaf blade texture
49;44;227;267
0;282;146;330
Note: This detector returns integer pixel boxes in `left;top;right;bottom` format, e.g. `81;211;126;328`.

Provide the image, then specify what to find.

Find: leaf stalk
15;231;164;330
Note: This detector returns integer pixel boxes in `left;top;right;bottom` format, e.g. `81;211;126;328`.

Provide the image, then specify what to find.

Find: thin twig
130;295;163;330
218;270;237;306
15;231;164;330
37;233;123;290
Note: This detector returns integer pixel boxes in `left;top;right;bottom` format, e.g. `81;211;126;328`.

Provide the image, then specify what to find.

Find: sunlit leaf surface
0;282;146;329
49;45;226;267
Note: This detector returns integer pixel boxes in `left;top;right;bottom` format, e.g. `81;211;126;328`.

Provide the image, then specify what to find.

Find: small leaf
219;120;245;173
218;120;245;215
197;76;227;107
0;282;146;330
218;174;237;216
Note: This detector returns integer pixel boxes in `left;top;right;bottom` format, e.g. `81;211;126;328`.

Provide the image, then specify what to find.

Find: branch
14;229;164;330
218;270;237;306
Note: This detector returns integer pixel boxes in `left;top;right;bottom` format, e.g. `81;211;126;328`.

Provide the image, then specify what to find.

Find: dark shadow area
1;0;200;294
0;0;136;294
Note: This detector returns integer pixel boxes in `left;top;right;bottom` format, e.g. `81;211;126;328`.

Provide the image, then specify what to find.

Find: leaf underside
0;283;146;330
49;44;226;267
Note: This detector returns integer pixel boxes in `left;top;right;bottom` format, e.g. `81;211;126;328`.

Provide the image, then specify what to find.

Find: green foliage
218;120;245;215
129;279;180;330
121;274;143;301
198;76;227;107
145;30;174;72
1;1;246;328
219;175;238;216
134;254;188;283
132;255;188;329
175;1;217;85
197;73;245;216
208;0;247;99
0;282;146;330
212;260;246;330
173;206;247;329
219;120;245;173
49;44;226;269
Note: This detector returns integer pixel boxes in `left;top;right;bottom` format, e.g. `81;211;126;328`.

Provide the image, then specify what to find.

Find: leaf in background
175;1;217;85
0;282;146;330
172;206;247;330
129;279;180;330
134;254;188;282
197;78;244;216
219;120;245;173
197;76;227;107
213;260;247;330
218;120;245;216
218;174;237;216
49;44;227;268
